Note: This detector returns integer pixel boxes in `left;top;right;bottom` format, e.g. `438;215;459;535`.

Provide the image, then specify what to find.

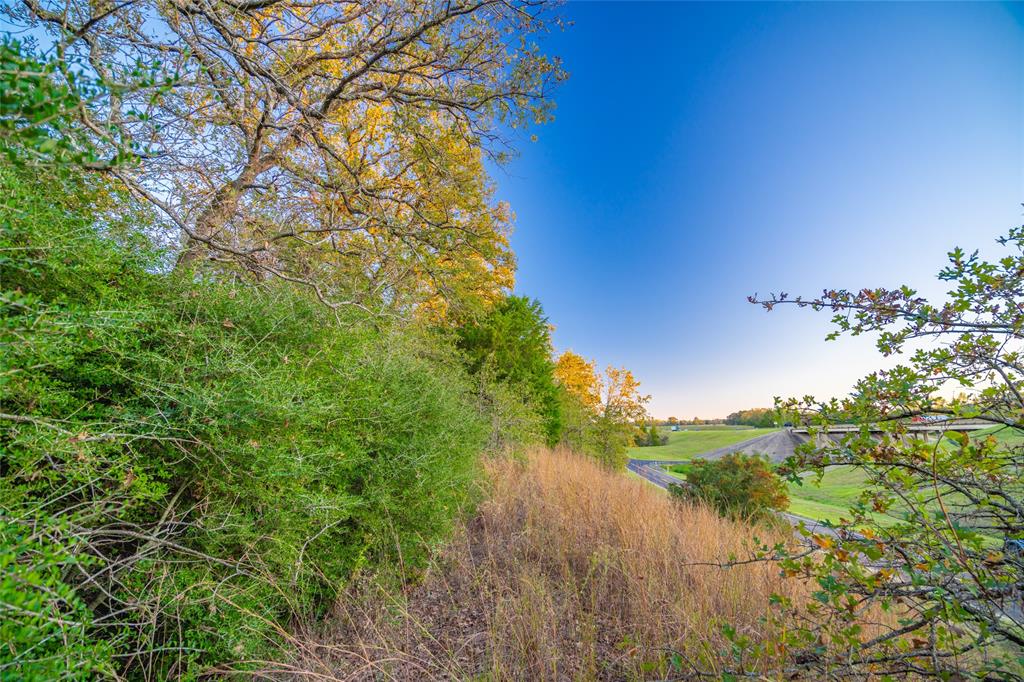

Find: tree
7;0;565;315
590;365;650;468
554;350;601;411
456;296;561;446
633;422;667;447
740;228;1024;678
552;351;650;468
0;139;498;679
553;350;602;454
0;39;155;167
724;407;778;428
601;366;649;425
649;423;662;446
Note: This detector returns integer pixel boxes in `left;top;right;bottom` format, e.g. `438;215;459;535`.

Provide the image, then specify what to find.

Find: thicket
0;165;645;678
1;162;492;679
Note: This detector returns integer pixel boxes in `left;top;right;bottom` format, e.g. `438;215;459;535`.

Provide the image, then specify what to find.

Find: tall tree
456;295;562;444
601;365;649;426
7;0;565;314
553;350;650;468
589;365;649;467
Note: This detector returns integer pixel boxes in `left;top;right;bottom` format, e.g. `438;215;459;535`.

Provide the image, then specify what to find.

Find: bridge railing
789;418;993;434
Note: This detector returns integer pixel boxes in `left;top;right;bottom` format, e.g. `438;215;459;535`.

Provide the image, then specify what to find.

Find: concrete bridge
790;418;992;442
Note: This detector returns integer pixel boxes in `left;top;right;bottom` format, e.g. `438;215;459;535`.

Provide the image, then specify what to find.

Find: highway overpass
790;418;992;441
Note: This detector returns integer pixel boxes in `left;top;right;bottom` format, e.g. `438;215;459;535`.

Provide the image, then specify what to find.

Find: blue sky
496;1;1024;419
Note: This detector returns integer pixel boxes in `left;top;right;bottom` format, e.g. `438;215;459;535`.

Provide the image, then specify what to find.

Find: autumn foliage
0;9;663;678
554;350;651;467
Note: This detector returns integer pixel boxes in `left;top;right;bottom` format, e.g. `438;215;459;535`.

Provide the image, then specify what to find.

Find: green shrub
1;164;487;678
668;453;789;520
0;517;115;680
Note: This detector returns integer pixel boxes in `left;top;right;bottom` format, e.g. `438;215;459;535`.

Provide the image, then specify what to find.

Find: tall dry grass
280;448;808;680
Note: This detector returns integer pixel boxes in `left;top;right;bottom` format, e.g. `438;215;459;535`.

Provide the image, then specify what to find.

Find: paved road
626;458;689;489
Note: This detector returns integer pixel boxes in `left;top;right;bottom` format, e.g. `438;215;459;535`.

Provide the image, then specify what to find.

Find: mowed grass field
785;466;898;527
627;427;777;461
971;424;1024;446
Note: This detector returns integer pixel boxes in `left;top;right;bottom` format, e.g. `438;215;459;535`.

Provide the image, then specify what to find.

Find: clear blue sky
495;1;1024;419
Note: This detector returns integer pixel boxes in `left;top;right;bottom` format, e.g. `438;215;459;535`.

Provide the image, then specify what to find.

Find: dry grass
280;448;810;680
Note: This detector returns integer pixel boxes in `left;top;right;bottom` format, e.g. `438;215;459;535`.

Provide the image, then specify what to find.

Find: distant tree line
664;416;726;426
724;407;779;427
658;412;779;427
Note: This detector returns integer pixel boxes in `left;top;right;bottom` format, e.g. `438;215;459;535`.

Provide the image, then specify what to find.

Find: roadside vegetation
747;235;1024;678
633;422;669;447
663;458;897;527
4;0;1023;678
784;465;903;528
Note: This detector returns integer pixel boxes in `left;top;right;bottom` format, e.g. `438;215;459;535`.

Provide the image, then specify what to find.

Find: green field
661;424;760;431
783;428;1021;527
640;430;1012;540
785;465;1005;541
659;460;894;527
627;428;777;461
784;466;899;527
661;460;893;526
970;424;1024;446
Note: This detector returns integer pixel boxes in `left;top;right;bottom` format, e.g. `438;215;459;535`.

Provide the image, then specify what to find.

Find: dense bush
668;453;789;520
1;164;487;679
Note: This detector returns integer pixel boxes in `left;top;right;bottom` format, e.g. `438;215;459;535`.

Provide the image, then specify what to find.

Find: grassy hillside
970;424;1024;446
663;459;902;528
785;464;1006;542
784;466;899;527
293;448;809;679
628;428;777;461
